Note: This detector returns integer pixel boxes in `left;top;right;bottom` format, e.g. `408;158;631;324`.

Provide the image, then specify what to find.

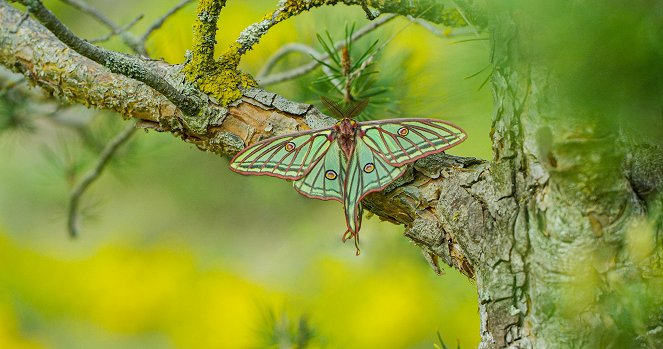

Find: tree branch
89;13;143;45
256;43;321;81
189;0;225;67
14;0;202;117
233;0;462;57
68;123;137;238
58;0;144;54
360;0;379;20
364;153;488;278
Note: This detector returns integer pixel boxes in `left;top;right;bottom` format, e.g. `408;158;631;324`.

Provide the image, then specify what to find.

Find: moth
229;98;467;254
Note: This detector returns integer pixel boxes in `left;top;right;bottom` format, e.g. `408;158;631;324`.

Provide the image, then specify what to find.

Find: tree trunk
427;4;663;348
378;3;663;348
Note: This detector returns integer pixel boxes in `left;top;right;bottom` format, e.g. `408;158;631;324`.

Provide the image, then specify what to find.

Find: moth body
333;118;359;160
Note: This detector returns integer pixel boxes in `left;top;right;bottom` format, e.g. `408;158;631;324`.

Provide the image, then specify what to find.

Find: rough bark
449;5;663;348
1;1;662;348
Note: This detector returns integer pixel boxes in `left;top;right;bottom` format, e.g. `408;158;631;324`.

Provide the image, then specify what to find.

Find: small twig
256;43;321;80
409;17;443;35
141;0;194;43
234;0;318;57
59;0;115;29
188;0;226;66
234;0;382;56
257;60;319;87
341;47;353;102
233;0;449;57
257;14;396;86
408;16;474;38
450;0;485;44
58;0;144;54
360;0;379;20
68;123;136;238
90;14;143;44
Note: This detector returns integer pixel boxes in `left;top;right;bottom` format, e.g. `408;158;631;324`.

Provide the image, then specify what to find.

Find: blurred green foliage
557;216;663;347
0;89;34;136
1;0;493;348
505;0;663;144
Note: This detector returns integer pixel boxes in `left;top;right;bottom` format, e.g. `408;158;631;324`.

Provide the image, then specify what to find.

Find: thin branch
256;43;321;80
233;0;328;56
186;0;226;72
450;0;485;42
234;0;453;57
141;0;194;43
58;0;144;54
68;123;137;238
59;0;116;30
408;16;474;37
17;0;201;117
90;13;143;44
257;14;396;86
360;0;379;20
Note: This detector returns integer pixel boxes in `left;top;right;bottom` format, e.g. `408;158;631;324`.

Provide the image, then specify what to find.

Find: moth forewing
229;129;333;180
358;119;467;166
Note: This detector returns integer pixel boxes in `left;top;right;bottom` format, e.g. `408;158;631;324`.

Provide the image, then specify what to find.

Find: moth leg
341;230;361;256
353;204;363;255
341;201;363;255
342;230;353;242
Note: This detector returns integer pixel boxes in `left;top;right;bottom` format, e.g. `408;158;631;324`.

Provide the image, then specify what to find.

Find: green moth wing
293;141;346;202
342;138;407;253
229;113;468;255
229;129;333;180
359;119;466;166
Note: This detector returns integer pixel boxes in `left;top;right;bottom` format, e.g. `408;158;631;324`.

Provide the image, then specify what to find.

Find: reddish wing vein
229;129;333;180
359;118;467;166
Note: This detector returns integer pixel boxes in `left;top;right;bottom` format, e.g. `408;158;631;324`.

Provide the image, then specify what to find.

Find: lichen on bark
182;0;256;108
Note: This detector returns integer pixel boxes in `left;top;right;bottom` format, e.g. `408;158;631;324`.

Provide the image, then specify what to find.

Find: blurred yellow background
1;0;492;348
